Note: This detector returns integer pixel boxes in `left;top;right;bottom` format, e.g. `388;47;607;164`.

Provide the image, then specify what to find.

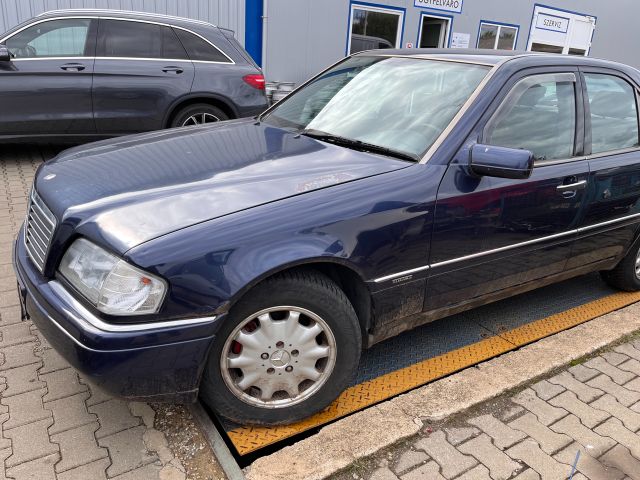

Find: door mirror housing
469;144;534;180
0;45;10;61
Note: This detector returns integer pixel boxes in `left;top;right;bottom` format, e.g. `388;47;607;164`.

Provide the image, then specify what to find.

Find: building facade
0;0;634;86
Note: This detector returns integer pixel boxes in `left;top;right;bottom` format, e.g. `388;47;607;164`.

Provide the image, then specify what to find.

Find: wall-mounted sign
414;0;462;14
451;32;470;48
535;13;569;33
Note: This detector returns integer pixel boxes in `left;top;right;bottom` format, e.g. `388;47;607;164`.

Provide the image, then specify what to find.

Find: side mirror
0;45;10;61
469;144;534;180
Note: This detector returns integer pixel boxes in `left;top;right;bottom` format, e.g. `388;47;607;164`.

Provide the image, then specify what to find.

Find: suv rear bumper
13;228;221;402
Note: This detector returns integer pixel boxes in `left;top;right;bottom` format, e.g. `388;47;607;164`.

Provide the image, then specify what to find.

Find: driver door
427;68;590;311
0;18;97;136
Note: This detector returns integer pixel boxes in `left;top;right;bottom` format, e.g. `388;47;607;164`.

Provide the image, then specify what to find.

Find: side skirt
367;257;617;347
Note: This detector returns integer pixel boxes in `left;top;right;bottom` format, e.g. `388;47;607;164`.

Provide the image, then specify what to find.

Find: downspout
262;0;268;79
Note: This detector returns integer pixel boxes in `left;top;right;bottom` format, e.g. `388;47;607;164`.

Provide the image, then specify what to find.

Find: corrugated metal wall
0;0;245;41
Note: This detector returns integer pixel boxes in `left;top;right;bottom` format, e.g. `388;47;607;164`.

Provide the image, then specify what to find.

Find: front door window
484;73;577;161
5;19;91;58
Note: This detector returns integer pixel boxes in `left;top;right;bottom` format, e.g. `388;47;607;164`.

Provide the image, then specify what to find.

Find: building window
348;3;404;54
477;22;518;50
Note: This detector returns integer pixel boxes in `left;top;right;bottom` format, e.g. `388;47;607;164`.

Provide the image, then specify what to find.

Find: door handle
60;63;85;72
162;66;183;74
557;180;587;191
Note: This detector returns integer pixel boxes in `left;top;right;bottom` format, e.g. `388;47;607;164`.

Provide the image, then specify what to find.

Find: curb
245;302;640;480
190;402;246;480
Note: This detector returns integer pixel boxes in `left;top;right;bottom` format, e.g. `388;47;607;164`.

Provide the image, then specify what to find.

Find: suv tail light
243;74;266;90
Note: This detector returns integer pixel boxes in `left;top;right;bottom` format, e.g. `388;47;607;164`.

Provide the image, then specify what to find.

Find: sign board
450;32;470;48
414;0;462;14
535;13;569;33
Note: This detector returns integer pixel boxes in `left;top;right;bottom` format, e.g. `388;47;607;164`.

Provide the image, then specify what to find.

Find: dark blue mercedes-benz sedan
13;49;640;425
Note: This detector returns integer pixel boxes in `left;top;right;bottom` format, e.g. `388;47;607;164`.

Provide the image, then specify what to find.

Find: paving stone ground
351;339;640;480
0;147;204;480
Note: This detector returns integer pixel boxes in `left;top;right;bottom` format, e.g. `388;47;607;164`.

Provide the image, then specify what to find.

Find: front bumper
13;229;222;402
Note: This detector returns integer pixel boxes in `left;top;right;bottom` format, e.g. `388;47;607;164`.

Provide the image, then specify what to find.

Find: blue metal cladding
244;0;263;66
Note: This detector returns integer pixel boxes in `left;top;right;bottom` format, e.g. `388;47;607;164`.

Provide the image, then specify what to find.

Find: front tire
200;271;362;425
600;239;640;291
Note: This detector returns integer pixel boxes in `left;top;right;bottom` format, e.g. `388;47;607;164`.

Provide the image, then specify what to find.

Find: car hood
35;119;409;253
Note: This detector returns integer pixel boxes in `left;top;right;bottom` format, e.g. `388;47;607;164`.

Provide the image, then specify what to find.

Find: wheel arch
164;93;239;127
227;258;373;343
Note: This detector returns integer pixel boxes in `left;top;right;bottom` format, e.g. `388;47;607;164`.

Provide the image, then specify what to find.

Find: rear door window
97;19;187;59
484;73;577;161
173;28;231;63
584;73;639;154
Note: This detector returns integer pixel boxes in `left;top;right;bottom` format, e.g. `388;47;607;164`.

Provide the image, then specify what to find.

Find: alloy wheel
220;306;337;408
181;112;220;126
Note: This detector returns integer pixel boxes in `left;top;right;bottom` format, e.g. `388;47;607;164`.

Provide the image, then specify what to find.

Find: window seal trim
0;15;234;65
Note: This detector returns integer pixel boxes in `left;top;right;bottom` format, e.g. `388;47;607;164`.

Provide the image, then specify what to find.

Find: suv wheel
200;271;362;425
170;104;228;128
600;238;640;291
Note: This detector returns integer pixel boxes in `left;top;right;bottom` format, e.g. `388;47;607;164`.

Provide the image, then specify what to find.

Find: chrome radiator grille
24;190;56;273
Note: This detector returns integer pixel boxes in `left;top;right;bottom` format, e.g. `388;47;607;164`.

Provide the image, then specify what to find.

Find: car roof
356;48;636;72
37;9;217;29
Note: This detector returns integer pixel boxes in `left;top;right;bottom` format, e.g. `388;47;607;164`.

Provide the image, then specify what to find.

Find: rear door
0;17;96;136
568;69;640;269
428;68;590;311
92;18;195;134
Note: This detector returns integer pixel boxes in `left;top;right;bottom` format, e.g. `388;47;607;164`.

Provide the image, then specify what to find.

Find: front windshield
262;56;490;158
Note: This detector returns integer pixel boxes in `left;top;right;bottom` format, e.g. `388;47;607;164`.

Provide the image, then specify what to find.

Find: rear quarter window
174;28;231;63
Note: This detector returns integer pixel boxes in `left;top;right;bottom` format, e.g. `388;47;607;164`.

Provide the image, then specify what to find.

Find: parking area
0;147;226;480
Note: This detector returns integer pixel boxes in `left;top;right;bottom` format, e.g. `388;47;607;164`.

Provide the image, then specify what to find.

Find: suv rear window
173;28;231;63
97;19;187;59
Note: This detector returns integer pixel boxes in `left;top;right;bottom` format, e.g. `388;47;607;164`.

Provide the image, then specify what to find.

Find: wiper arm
299;129;419;162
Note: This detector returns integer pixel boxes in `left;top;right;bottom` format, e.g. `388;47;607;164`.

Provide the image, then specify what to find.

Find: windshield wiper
299;129;420;162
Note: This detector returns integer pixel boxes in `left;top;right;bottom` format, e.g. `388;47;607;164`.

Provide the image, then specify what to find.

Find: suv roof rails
37;9;217;28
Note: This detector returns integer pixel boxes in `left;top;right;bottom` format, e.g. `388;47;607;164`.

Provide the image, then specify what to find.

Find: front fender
126;165;439;320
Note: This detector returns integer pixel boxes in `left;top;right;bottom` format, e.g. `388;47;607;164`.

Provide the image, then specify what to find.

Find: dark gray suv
0;9;268;141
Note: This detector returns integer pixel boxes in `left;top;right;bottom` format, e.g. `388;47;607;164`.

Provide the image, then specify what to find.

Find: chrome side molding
373;212;640;283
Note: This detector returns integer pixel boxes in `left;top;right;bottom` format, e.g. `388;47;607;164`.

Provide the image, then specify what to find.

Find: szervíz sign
414;0;462;14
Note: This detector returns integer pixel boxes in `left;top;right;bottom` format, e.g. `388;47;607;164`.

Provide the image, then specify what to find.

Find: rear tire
170;103;228;128
600;239;640;291
200;270;362;425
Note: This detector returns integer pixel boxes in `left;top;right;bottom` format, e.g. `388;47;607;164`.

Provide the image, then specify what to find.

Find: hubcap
221;307;337;408
181;112;220;126
635;248;640;279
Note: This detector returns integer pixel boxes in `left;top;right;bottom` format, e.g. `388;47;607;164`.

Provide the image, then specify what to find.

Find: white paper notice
451;32;470;49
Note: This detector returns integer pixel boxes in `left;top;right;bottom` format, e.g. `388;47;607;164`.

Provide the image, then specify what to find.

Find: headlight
58;238;166;316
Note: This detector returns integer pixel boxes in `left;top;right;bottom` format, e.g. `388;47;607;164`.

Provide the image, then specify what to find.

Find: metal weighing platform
210;273;640;463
